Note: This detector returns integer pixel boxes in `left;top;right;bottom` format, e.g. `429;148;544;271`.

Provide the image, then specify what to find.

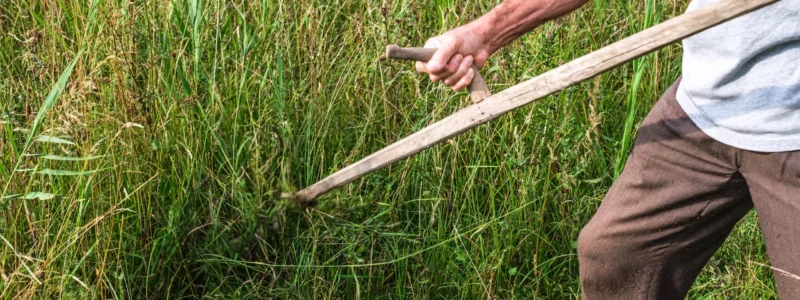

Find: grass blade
21;192;55;200
35;135;76;145
37;168;105;176
1;194;22;200
40;154;104;162
23;50;84;150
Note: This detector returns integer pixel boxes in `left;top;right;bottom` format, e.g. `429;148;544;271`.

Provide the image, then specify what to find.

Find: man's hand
415;25;491;92
414;0;588;92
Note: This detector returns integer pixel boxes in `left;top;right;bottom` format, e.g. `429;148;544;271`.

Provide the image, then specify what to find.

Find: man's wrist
467;0;589;55
464;1;537;56
461;15;500;56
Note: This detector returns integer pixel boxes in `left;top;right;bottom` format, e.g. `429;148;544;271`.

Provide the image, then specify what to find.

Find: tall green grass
0;0;775;298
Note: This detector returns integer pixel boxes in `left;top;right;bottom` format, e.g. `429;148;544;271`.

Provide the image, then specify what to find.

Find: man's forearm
469;0;589;54
415;0;588;88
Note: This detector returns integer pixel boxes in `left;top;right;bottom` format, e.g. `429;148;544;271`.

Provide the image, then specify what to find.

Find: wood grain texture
385;45;492;103
294;0;779;205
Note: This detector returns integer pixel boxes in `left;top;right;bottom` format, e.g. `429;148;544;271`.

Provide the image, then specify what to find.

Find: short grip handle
385;45;491;103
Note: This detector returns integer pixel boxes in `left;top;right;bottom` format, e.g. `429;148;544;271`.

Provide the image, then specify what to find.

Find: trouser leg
740;151;800;298
578;80;753;299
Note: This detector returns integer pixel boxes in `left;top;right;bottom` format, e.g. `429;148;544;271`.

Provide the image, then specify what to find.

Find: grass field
0;0;777;298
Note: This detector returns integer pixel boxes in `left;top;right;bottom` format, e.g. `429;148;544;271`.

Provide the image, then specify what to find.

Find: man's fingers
426;44;457;73
430;54;462;82
416;37;442;75
443;54;463;75
452;68;474;91
444;55;473;86
415;61;425;73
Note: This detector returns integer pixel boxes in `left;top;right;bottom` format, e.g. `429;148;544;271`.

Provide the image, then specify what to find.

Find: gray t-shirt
676;0;800;152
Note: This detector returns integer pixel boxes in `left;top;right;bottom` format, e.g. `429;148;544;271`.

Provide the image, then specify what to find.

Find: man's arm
417;0;589;91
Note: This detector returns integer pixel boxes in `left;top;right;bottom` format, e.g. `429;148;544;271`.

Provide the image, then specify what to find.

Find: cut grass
0;0;775;298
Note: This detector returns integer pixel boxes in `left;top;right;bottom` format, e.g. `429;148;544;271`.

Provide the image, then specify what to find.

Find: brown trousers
578;80;800;299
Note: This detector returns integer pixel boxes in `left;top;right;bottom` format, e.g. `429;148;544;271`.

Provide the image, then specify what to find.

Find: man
414;0;799;298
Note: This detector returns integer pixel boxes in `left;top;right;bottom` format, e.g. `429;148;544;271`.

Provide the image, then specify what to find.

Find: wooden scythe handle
384;45;492;103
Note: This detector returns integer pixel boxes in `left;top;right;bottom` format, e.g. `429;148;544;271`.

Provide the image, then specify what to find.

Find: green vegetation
0;0;775;298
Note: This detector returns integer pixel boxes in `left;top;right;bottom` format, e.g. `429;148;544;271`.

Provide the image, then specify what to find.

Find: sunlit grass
0;0;774;298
